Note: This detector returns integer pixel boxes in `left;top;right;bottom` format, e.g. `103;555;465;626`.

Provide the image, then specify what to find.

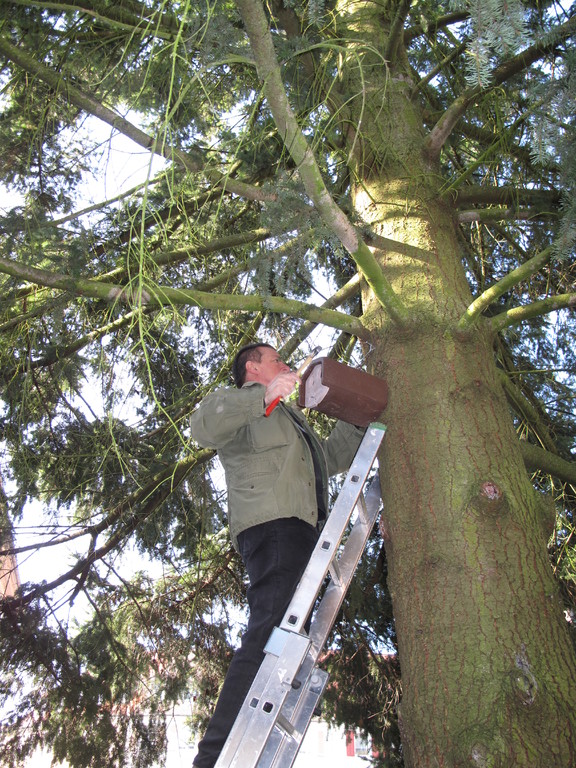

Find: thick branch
386;0;412;64
234;0;410;327
0;256;367;337
2;231;324;374
458;208;557;224
490;293;576;333
0;35;201;167
404;11;470;44
458;247;552;330
452;186;561;210
499;370;559;455
426;14;576;158
4;224;264;306
520;441;576;486
97;227;272;284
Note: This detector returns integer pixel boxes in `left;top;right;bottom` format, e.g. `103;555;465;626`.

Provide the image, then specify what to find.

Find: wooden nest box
298;357;388;427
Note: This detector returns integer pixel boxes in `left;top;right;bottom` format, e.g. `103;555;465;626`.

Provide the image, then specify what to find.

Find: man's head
232;343;290;388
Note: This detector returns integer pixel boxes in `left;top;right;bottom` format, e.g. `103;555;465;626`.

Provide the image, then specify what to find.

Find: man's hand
264;371;300;407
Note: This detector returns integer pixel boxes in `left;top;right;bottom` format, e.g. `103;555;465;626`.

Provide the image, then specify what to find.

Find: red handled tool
264;348;320;417
264;395;282;417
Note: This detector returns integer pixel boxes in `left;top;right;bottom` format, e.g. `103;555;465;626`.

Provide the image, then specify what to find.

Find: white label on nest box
304;364;329;407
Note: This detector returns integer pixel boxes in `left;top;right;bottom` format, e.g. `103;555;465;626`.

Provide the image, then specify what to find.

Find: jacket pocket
248;415;291;452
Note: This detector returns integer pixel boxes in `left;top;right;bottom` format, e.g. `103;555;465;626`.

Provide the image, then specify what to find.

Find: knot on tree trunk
468;481;509;517
448;724;507;767
508;648;538;707
467;740;503;768
481;482;503;501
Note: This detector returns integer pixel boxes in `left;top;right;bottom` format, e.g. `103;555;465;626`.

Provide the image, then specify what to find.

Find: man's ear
245;359;258;378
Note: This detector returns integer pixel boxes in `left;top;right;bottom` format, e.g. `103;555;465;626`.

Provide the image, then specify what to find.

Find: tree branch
520;441;576;486
404;11;470;44
0;256;368;337
96;227;272;284
0;295;67;333
386;0;412;64
490;293;576;333
2;230;340;375
49;177;164;227
234;0;410;327
2;308;144;380
426;14;576;158
457;208;557;224
413;42;468;95
279;274;361;358
269;0;317;81
498;369;559;455
452;186;561;210
442;101;552;195
3;449;214;558
458;247;553;330
459;117;557;174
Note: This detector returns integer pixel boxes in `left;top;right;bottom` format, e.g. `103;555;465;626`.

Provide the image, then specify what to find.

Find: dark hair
232;343;274;388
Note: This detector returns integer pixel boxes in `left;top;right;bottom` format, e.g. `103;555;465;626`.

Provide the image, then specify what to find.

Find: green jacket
189;382;364;548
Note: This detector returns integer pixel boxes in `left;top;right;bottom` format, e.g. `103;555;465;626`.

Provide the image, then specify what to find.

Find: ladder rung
327;556;342;586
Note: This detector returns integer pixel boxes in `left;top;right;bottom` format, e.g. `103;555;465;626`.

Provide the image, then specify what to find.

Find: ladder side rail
277;425;385;636
214;630;311;768
229;630;312;765
212;651;281;766
264;669;329;768
256;657;328;768
326;493;367;586
308;478;382;653
259;477;384;768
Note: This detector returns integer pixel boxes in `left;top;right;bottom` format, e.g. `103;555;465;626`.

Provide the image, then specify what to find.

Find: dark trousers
192;517;319;768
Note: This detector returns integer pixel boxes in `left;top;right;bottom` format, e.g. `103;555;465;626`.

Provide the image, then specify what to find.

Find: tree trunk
337;2;576;764
372;309;576;766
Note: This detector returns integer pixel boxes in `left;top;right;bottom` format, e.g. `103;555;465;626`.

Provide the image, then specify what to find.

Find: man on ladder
189;342;367;768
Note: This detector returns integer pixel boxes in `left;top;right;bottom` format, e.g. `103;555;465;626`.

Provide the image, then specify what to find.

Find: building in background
0;481;20;600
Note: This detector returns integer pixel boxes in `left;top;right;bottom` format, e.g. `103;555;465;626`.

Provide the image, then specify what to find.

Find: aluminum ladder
214;422;386;768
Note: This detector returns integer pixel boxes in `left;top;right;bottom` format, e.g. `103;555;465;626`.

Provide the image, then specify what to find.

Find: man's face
248;347;291;385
